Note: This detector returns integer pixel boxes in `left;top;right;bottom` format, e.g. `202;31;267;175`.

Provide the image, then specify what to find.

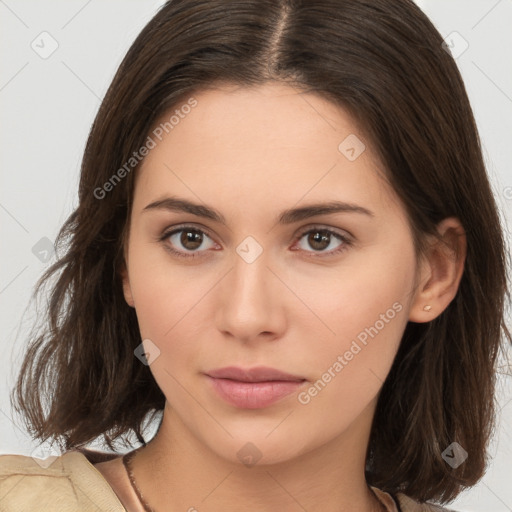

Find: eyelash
158;224;353;260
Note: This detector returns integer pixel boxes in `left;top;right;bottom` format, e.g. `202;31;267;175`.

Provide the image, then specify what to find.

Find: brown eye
179;229;203;250
161;227;217;258
294;227;351;257
307;231;331;251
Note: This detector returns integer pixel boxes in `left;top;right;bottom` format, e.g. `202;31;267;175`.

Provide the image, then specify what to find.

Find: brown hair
12;0;511;504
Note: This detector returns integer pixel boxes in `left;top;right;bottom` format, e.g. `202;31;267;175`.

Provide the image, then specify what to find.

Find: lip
204;366;306;409
205;366;305;383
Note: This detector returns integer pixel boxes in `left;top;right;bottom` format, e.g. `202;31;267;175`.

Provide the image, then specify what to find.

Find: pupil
309;231;329;250
181;230;202;250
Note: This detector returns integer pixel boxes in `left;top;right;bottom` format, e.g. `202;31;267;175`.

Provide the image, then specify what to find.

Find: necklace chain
123;448;155;512
123;448;387;512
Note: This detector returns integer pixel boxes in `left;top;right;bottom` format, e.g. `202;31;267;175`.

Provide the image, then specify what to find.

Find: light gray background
1;1;511;511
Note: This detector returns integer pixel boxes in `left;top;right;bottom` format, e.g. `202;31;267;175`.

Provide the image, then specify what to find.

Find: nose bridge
230;244;273;313
216;238;285;339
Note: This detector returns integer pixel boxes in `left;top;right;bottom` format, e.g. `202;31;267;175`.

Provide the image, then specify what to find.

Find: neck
131;399;382;512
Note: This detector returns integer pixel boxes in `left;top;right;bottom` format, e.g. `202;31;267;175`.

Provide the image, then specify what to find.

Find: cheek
290;234;415;347
126;239;219;385
293;239;414;408
127;259;205;403
291;296;409;446
126;232;206;335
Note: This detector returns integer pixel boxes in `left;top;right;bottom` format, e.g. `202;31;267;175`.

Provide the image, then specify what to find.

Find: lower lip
206;376;305;409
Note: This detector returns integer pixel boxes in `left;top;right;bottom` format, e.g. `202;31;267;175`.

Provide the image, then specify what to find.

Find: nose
215;248;287;343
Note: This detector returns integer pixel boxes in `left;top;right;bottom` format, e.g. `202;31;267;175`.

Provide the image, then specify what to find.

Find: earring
423;305;432;312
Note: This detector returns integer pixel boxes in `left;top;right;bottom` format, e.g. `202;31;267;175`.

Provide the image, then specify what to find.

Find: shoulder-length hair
12;0;511;504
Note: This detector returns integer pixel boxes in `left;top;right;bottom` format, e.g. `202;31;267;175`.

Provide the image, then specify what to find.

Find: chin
200;427;315;468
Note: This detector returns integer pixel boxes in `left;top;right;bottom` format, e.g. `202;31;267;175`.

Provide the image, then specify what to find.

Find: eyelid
294;223;353;241
159;222;219;247
160;222;218;241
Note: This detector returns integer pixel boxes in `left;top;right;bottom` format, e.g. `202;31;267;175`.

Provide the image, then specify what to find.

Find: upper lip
205;366;305;383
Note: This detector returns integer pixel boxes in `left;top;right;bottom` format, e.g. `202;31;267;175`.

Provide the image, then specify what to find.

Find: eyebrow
142;196;374;225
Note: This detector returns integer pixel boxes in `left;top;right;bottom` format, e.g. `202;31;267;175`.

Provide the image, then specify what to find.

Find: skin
95;82;466;512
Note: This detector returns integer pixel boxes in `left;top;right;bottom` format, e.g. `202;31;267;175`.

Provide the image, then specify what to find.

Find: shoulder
395;491;460;512
0;450;126;512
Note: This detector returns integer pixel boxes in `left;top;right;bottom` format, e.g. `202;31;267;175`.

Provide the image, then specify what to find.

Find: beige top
0;450;458;512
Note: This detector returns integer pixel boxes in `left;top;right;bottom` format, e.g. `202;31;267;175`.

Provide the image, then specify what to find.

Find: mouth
204;365;306;383
204;366;306;409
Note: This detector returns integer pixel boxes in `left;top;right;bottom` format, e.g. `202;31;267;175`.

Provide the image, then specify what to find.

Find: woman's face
122;82;421;465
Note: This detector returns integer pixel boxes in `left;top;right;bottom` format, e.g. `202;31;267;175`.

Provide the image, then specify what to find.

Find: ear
120;258;135;308
409;217;466;323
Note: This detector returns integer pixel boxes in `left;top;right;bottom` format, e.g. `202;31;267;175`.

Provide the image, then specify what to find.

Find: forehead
134;83;400;220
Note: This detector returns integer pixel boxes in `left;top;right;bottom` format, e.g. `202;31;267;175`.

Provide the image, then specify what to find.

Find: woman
1;0;509;511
